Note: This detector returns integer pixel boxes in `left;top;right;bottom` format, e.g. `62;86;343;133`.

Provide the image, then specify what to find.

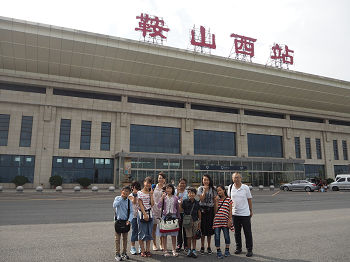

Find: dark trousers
233;215;253;251
177;213;187;248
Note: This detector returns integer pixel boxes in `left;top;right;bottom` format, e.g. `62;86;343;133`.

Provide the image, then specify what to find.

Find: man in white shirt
228;172;253;257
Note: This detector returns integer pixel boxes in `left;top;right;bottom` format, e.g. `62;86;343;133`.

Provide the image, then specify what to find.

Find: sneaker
224;249;231;257
187;249;193;257
184;247;189;253
217;250;223;259
115;254;122;261
207;247;213;255
192;250;198;258
138;247;142;254
130;247;137;255
121;253;129;260
246;251;253;257
200;247;205;255
176;246;182;253
234;249;242;254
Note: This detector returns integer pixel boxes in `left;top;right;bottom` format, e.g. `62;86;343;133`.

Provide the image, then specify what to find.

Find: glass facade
51;156;114;183
305;164;325;179
19;116;33;147
100;122;111;151
333;140;339;160
334;165;350;176
0;154;35;183
0;114;10;146
305;138;312;159
59;119;71;149
247;134;283;158
130;125;180;154
294;137;301;159
194;129;236;156
80;120;91;150
316;138;322;159
342;140;348;160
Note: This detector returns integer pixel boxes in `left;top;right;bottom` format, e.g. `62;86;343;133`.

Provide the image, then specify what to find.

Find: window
244;110;284;119
0;114;10;146
305;164;325;179
315;138;322;159
100;122;111;151
191;104;238;114
194;129;236;156
333;140;339;160
334;165;350;176
348;178;350;182
53;88;121;102
80;121;92;150
0;82;46;94
59;119;71;149
342;140;348;160
337;178;345;182
305;138;312;159
130;125;180;154
128;96;185;108
51;156;114;184
247;134;283;158
19;116;33;147
294;137;301;159
0;154;35;183
290;115;324;123
329;119;350;127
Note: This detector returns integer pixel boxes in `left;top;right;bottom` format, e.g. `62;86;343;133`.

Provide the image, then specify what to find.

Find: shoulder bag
159;197;180;233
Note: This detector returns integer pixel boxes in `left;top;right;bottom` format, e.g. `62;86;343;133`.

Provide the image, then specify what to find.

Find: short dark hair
144;176;153;184
178;178;187;184
131;181;141;191
216;185;227;197
165;183;175;195
187;187;197;195
158;172;166;180
121;186;131;192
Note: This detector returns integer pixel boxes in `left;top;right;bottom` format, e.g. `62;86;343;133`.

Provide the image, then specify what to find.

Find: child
158;183;180;257
213;185;233;259
128;181;141;255
175;178;189;252
138;177;155;257
113;186;134;261
180;187;201;258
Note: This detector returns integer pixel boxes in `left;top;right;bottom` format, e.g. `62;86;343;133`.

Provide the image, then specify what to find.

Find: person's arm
127;202;133;223
150;188;154;207
179;201;184;213
248;198;253;217
198;187;206;202
157;192;166;209
113;196;122;209
197;209;201;229
176;198;180;218
214;195;219;214
138;198;146;215
228;201;233;226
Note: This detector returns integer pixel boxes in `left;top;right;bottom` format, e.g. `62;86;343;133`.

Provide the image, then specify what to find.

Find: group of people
112;172;253;261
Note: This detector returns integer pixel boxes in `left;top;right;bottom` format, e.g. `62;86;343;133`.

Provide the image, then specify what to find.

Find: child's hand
215;195;220;202
126;221;130;226
162;192;166;199
144;214;149;221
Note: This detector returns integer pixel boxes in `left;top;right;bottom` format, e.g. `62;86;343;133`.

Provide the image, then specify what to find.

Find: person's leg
241;217;253;252
152;223;158;249
222;227;230;256
233;215;243;252
162;236;168;255
177;213;183;250
138;219;146;254
207;235;212;248
171;236;178;256
214;228;221;248
115;232;121;255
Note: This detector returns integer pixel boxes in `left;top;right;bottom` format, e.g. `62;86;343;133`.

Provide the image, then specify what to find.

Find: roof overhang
1;16;350;115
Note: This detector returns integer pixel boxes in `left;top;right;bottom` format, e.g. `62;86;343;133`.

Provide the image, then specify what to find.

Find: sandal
172;251;179;257
140;252;147;257
163;252;171;257
146;251;152;257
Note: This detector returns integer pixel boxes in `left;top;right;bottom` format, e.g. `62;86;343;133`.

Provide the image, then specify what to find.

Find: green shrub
326;178;334;184
76;177;92;188
12;176;29;186
49;175;63;187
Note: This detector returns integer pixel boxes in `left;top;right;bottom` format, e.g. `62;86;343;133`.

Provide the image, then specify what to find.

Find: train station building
0;17;349;188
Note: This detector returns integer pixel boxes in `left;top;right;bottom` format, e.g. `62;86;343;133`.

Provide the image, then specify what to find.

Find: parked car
280;180;317;192
335;174;350;181
330;177;350;191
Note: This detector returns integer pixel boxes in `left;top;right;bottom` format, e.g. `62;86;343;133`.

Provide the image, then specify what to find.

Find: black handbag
114;199;131;233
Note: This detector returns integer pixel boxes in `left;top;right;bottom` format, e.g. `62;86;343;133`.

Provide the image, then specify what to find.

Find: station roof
1;16;350;115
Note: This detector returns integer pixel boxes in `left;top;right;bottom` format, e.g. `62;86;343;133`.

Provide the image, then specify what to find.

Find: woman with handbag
152;172;167;251
137;177;155;257
197;174;217;255
157;183;180;257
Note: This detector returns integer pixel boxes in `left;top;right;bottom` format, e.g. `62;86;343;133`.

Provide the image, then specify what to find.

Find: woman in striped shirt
213;185;233;259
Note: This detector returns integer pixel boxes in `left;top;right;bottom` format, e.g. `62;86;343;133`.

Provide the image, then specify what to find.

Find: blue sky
2;0;350;82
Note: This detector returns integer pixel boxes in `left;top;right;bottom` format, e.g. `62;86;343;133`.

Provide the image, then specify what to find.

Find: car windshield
291;180;299;184
338;178;346;182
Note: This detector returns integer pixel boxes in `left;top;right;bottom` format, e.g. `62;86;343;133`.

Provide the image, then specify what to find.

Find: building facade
0;17;349;188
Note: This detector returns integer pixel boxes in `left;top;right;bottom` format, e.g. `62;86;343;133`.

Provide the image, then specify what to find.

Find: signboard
199;165;247;171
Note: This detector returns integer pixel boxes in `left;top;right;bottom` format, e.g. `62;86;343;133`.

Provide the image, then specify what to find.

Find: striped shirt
213;197;233;228
137;191;151;210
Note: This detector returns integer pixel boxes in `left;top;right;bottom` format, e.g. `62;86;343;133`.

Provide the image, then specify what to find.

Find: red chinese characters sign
191;26;216;49
270;44;294;65
135;13;169;39
230;33;257;58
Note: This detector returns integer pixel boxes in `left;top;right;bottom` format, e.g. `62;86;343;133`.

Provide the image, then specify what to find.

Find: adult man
228;172;253;257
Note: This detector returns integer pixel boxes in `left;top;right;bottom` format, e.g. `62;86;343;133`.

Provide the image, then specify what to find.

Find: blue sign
199;165;247;171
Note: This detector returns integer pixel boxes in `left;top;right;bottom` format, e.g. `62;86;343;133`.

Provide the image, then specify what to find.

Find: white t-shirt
229;184;252;216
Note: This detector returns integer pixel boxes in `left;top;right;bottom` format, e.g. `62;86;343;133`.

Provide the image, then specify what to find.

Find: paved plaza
0;190;349;262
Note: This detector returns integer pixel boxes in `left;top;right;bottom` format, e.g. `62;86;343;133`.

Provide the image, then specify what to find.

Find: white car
330;177;350;191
